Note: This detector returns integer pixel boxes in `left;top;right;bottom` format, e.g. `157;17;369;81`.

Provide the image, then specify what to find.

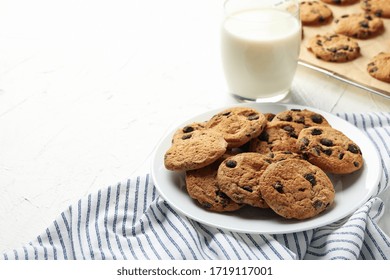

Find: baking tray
299;1;390;99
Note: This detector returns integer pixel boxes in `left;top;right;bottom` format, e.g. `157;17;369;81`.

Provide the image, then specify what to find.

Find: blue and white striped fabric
2;112;390;260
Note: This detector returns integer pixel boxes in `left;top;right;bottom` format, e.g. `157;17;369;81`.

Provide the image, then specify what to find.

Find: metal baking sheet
299;1;390;99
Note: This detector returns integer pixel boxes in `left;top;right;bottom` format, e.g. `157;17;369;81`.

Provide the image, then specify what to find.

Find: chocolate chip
311;128;323;135
283;125;294;132
222;111;231;116
347;144;360;154
313;200;323;209
313;146;321;156
247;113;259;121
296;116;305;124
320;138;333;147
300;137;310;150
225;160;237;168
280;115;293;122
202;202;212;209
354;161;360;167
181;134;192;140
290;132;298;139
291;109;301;112
338;152;345;160
375;10;383;17
369;66;378;73
242;186;253;192
182;126;194;133
273;181;284;193
359;21;369;28
216;191;229;206
311;114;323;124
304;173;317;186
323;149;332;156
217;190;228;198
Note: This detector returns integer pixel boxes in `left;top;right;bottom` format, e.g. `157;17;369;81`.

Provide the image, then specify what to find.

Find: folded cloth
2;112;390;260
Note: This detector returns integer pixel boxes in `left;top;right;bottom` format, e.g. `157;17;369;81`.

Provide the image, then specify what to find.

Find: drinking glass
221;0;301;102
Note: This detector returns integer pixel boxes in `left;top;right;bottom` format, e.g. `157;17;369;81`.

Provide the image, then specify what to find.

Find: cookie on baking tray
300;1;333;25
334;13;384;39
185;153;242;212
297;126;363;174
361;0;390;18
259;159;335;220
320;0;358;5
367;52;390;83
271;108;331;127
164;129;227;171
248;121;304;154
307;34;360;62
217;152;270;208
206;107;267;148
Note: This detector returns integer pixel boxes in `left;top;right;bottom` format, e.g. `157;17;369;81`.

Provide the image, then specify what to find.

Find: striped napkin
2;112;390;260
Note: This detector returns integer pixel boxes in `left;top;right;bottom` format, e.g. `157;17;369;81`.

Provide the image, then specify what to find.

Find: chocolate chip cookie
307;34;360;62
334;13;384;39
297;126;363;174
271;108;331;127
164;129;227;171
206;107;267;148
367;52;390;83
300;1;333;25
259;159;335;220
185;153;242;212
248;121;304;154
361;0;390;18
217;152;270;208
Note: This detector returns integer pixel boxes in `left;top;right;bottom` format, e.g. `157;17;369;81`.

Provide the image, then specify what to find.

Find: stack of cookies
300;0;390;83
164;107;363;220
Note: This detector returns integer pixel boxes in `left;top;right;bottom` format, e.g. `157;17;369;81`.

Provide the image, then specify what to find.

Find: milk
221;8;301;101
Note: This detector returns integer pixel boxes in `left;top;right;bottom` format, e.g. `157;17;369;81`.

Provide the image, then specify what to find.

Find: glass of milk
221;0;301;102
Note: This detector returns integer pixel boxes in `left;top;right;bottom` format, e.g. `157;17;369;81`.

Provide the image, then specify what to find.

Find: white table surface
1;0;390;253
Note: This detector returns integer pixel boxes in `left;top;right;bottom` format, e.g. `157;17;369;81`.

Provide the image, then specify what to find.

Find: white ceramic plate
151;103;381;234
